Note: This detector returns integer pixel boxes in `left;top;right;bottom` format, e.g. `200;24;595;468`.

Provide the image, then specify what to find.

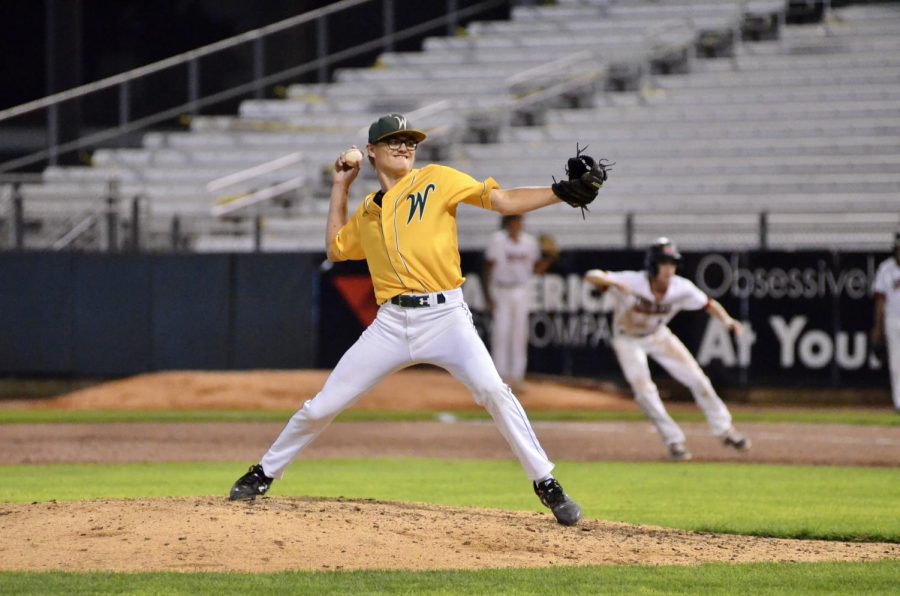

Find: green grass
1;407;897;426
0;409;300;425
1;561;898;595
1;459;897;594
2;459;897;542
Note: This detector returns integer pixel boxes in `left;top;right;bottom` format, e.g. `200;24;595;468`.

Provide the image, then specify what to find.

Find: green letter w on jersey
406;184;435;224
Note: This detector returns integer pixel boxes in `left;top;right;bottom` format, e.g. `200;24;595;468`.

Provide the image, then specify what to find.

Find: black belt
390;293;446;308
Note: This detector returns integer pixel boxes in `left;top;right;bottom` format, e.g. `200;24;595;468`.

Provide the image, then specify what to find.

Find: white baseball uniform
486;229;541;386
873;256;900;410
259;165;555;483
592;269;734;446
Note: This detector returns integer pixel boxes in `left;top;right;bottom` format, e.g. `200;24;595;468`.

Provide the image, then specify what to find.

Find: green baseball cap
367;113;427;145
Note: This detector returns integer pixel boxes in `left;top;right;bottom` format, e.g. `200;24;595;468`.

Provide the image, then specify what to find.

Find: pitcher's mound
1;497;895;572
37;369;635;412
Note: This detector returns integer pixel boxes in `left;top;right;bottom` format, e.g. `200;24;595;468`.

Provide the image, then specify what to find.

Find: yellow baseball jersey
331;164;499;304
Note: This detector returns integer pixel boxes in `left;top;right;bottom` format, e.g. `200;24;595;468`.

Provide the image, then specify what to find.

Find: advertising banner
320;250;890;389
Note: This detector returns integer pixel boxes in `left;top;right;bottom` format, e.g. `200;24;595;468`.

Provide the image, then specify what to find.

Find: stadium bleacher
10;0;900;252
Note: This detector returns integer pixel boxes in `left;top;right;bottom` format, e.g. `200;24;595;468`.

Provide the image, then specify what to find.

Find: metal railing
0;185;11;249
0;0;510;175
51;213;98;251
206;152;304;194
201;209;900;252
207;152;307;218
504;50;596;90
1;183;25;250
212;177;308;218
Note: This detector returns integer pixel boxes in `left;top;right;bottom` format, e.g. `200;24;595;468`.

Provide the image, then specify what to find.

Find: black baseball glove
551;144;612;218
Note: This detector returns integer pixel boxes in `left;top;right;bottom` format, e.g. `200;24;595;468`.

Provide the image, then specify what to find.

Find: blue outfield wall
0;249;891;390
0;252;319;377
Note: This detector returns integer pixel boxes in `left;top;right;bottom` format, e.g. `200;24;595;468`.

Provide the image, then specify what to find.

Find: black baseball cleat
668;442;693;462
721;428;751;451
229;464;274;501
533;478;582;526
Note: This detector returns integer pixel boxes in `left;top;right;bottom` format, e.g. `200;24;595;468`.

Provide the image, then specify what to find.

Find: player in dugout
228;113;609;526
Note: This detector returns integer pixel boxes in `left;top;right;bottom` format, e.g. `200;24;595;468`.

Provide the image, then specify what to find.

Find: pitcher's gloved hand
551;144;613;218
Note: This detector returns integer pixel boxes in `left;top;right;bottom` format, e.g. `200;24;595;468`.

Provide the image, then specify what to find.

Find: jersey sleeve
873;261;890;295
601;270;633;297
680;278;711;311
439;165;499;211
604;271;631;286
330;204;366;262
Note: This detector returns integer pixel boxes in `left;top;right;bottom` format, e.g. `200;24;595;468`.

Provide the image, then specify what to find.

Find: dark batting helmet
645;237;682;276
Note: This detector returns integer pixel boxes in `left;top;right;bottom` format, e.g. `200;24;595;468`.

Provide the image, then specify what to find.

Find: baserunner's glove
539;234;561;260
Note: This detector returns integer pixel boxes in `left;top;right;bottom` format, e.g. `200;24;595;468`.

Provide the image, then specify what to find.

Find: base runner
228;113;607;525
584;237;751;461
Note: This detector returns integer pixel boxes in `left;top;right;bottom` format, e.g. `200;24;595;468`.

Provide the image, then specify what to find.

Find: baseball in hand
342;148;363;167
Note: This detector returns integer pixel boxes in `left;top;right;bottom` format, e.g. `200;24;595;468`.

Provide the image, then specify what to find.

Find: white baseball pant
260;288;555;481
611;326;733;446
886;315;900;410
490;283;531;386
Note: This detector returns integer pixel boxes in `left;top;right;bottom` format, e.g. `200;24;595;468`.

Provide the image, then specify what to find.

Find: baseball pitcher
229;113;610;526
585;238;751;461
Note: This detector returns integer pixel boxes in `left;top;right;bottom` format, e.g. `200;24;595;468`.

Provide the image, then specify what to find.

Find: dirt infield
3;420;899;467
3;369;897;468
2;370;898;573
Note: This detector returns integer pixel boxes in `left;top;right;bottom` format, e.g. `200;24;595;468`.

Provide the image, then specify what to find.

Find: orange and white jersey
485;230;541;287
331;164;499;304
597;270;709;337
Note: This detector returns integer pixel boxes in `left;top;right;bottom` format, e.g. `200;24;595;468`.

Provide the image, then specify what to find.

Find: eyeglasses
382;137;418;150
